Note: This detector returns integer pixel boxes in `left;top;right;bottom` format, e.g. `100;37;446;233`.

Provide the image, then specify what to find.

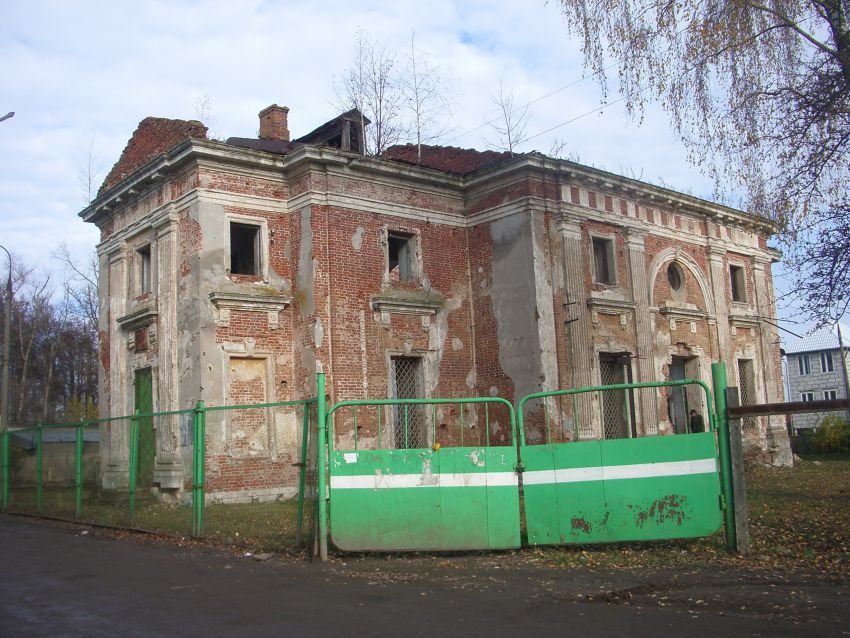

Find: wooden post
725;386;750;556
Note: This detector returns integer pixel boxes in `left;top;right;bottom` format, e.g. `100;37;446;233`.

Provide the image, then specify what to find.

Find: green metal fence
322;376;521;553
200;399;319;552
1;367;739;559
517;378;725;546
1;397;319;555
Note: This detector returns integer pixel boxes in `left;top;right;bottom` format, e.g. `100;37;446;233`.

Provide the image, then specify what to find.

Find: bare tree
556;0;850;323
401;30;451;163
337;29;405;155
485;83;531;156
13;270;52;423
54;243;98;334
76;132;105;205
193;94;220;140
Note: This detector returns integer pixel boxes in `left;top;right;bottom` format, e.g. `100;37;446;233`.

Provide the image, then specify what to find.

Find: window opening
230;222;260;275
820;351;834;373
798;354;811;375
390;356;426;448
729;264;746;302
137;245;151;294
667;261;683;291
737;359;757;431
801;392;815;402
592;236;615;285
599;353;635;439
824;389;838;400
388;232;415;282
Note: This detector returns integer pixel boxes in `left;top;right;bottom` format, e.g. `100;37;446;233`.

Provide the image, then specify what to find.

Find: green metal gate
325;397;521;552
518;379;723;545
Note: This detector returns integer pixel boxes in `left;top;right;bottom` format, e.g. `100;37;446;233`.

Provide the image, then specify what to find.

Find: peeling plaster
351;226;364;251
425;295;462;394
297;207;315;317
452;337;464;351
488;214;544;401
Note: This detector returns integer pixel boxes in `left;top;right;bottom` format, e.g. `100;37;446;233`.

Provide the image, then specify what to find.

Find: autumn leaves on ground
533;456;850;572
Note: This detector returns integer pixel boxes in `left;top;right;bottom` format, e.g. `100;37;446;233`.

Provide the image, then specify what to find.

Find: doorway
669;356;701;434
599;353;636;439
390;356;426;448
134;368;155;486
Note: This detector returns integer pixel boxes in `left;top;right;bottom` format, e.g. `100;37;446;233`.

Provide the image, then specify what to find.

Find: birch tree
556;0;850;321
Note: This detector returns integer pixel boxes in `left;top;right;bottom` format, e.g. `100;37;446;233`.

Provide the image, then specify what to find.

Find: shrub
805;415;850;453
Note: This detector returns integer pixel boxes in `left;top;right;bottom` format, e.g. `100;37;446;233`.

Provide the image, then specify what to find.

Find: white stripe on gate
522;458;717;486
331;472;519;490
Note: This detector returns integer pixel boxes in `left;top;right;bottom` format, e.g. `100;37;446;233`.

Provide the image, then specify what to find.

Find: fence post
128;411;139;526
36;422;43;513
316;370;328;562
295;401;310;548
75;418;84;519
192;401;205;538
725;387;750;556
711;362;737;552
1;430;8;511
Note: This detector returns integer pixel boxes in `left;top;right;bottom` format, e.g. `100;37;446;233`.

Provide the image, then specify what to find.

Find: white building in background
783;324;850;432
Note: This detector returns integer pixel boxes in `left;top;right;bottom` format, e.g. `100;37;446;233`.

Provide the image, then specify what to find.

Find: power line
521;8;821;145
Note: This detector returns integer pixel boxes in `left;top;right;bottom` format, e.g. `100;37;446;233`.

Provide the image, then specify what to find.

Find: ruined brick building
80;104;792;500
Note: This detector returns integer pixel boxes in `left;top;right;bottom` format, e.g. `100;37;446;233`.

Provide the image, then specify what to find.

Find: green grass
532;456;850;571
4;485;315;553
5;457;848;568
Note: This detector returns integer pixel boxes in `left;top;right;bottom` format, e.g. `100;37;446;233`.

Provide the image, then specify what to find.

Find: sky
0;0;810;339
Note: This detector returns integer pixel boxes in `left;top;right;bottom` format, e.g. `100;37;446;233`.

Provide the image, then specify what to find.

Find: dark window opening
138;245;151;294
730;264;746;302
230;223;260;275
667;261;683;291
388;232;415;282
592;237;615;285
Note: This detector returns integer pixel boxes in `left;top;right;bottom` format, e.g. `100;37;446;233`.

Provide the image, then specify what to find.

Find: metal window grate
391;357;427;448
600;358;629;439
738;360;757;431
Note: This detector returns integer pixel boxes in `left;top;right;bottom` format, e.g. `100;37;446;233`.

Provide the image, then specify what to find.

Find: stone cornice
80;139;287;225
116;305;158;330
658;303;710;321
209;291;291;312
370;295;443;316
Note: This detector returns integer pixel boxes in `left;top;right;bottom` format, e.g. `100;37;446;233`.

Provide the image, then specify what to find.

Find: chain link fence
1;399;318;555
200;400;318;552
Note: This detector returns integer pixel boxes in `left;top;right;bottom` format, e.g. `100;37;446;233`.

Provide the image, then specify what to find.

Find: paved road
0;515;847;637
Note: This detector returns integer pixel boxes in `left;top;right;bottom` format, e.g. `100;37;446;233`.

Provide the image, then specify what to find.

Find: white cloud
0;0;744;292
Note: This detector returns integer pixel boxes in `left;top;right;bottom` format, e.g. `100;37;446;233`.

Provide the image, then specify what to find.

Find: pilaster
625;228;658;434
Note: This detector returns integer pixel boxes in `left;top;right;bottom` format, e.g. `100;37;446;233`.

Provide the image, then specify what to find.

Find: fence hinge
719;492;726;512
514;462;525;473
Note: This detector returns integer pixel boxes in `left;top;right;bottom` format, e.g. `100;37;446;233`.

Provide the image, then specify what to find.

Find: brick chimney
258;104;290;141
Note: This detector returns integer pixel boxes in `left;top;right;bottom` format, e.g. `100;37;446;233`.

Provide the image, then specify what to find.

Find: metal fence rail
1;398;318;555
200;399;318;553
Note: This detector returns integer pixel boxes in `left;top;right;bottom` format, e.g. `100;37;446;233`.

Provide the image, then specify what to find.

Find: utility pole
836;322;850;424
0;244;10;431
0;113;14;431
